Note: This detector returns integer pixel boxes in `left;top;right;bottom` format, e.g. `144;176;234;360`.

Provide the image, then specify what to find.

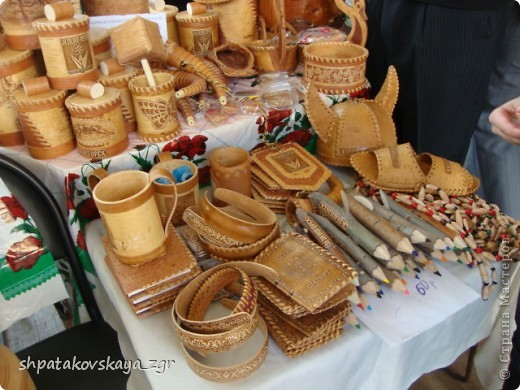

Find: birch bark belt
171;262;277;382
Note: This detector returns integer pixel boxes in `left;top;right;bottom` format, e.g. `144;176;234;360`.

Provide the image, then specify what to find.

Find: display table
1;99;518;389
0;100;312;326
85;217;520;390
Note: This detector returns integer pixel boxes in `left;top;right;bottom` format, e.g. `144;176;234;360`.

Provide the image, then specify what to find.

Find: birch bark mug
89;168;178;266
150;152;199;226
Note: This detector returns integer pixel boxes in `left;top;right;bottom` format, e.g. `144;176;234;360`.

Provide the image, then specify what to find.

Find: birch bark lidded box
65;82;129;160
13;76;76;160
33;14;98;90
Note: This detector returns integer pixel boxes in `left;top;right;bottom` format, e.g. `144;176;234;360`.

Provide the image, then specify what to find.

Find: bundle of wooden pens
360;184;520;300
288;191;432;306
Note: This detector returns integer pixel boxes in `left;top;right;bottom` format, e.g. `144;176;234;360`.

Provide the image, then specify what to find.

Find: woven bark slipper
350;143;426;193
416;153;480;196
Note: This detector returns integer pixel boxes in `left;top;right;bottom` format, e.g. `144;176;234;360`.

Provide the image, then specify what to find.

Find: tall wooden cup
90;168;178;266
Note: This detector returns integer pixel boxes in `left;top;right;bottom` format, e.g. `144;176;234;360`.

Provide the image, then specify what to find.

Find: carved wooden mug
89;168;177;266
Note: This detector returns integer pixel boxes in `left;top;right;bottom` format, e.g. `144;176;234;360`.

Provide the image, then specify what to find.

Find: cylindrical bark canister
0;49;38;146
1;19;41;51
81;0;149;16
65;87;129;160
89;27;112;63
150;5;180;45
13;87;75;160
33;15;98;90
98;68;139;133
128;72;180;143
209;146;252;204
206;0;257;44
175;11;219;56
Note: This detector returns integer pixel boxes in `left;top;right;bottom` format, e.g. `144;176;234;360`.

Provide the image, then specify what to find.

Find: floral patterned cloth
0;183;68;331
0;80;362;325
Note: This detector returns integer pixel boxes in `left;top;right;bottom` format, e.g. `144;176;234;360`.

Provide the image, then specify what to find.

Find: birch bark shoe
416;153;480;196
350;143;426;193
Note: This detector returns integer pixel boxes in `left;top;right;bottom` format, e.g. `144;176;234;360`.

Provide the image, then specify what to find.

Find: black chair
0;153;129;390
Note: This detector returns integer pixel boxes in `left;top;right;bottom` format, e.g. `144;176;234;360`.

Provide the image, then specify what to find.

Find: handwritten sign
89;13;168;43
355;264;480;347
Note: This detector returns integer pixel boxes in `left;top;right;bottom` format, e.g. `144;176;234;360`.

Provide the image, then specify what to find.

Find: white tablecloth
85;218;519;390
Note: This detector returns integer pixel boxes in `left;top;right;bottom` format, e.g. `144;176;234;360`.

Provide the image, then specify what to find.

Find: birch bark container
150;5;181;45
98;68;139;133
65;87;129;159
128;72;180;143
33;15;98;90
82;0;149;16
1;19;41;50
200;0;257;44
13;86;75;160
175;11;219;56
303;41;369;94
0;48;38;146
89;27;112;63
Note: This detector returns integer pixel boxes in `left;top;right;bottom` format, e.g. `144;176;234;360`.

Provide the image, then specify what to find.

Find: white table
85;216;520;390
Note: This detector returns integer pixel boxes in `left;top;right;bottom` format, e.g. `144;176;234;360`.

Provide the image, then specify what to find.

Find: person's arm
489;96;520;145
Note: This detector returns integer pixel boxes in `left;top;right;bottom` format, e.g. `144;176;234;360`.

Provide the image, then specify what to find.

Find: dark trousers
503;290;520;390
365;0;511;164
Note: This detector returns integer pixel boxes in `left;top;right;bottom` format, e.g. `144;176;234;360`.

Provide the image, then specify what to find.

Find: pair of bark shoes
350;143;480;196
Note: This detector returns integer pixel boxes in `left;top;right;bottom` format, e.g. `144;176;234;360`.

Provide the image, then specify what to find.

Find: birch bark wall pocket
65;84;129;160
0;48;37;146
175;10;219;56
128;72;180;142
302;41;368;94
90;168;178;266
33;14;98;90
305;65;399;167
13;77;75;160
98;65;139;134
194;0;257;45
